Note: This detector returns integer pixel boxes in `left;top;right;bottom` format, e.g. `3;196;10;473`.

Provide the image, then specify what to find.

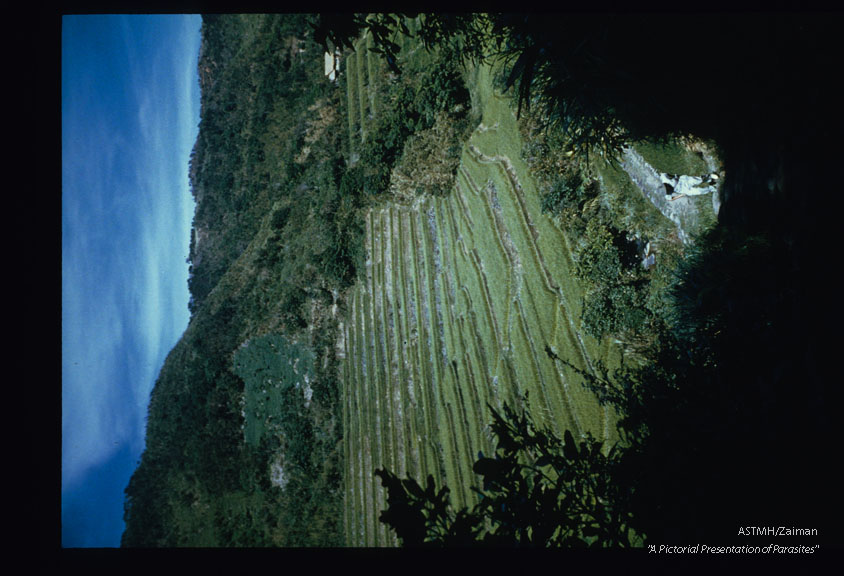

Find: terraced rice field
341;61;623;547
343;32;384;158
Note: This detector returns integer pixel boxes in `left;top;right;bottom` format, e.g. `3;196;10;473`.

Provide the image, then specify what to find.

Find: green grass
692;193;718;231
388;208;413;479
633;139;710;176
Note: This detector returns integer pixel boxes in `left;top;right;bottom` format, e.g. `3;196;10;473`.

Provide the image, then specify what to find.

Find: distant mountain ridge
122;14;348;546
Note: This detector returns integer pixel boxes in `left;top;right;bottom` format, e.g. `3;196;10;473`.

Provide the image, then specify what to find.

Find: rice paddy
341;56;623;546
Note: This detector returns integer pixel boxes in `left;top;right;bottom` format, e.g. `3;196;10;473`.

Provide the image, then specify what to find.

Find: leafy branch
375;397;640;547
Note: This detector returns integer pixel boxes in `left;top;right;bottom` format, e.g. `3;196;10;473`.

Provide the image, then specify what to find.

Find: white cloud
129;25;198;430
62;112;132;491
61;258;129;491
62;15;200;493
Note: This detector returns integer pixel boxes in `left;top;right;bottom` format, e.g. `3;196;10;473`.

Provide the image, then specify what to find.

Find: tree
573;219;648;339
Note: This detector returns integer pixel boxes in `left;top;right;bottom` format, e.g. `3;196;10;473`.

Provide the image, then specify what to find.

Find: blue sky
61;14;201;547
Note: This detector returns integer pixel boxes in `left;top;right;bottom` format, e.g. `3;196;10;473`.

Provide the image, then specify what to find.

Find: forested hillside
122;14;353;546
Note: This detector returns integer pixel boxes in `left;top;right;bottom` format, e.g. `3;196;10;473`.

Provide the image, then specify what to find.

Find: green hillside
122;14;353;546
342;61;632;545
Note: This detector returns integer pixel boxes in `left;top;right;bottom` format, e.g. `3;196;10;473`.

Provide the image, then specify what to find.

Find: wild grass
633;138;710;176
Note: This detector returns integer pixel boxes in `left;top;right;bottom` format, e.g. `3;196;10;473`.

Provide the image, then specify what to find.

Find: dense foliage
345;41;473;200
123;15;349;547
522;109;659;345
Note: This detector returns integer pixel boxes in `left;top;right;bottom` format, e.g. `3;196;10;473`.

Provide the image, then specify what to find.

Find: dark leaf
404;477;426;499
563;429;578;461
473;456;506;477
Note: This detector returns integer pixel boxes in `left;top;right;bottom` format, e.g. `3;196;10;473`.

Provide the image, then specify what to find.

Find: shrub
582;283;648;339
541;170;595;217
391;112;466;199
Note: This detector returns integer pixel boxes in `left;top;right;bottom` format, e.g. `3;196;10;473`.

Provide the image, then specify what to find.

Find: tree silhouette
376;398;639;547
